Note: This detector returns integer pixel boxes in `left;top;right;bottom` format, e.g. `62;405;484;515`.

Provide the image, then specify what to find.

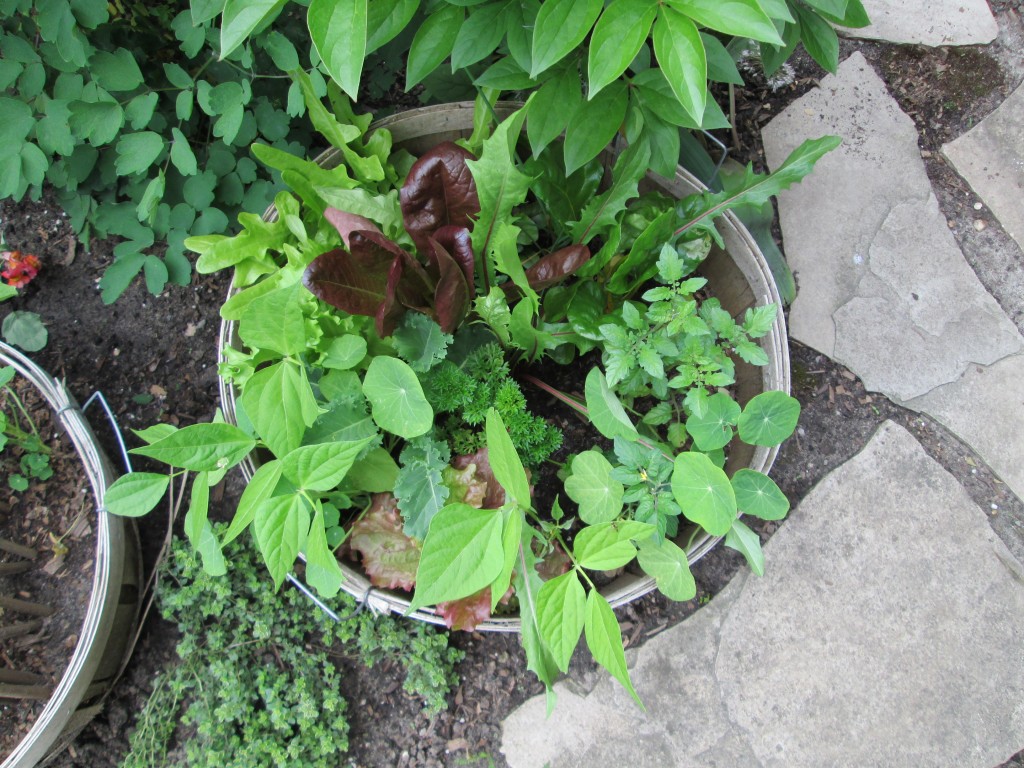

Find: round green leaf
685;392;741;451
637;538;696;601
671;451;736;536
731;468;789;521
564;450;623;524
737;390;800;446
363;357;433;439
2;311;48;352
104;472;169;517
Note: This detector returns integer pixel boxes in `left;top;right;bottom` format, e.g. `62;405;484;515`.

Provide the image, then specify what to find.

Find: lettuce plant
106;94;835;707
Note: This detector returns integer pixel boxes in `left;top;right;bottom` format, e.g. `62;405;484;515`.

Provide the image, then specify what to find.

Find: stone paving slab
943;82;1024;253
500;422;1024;767
843;0;998;46
761;52;1022;404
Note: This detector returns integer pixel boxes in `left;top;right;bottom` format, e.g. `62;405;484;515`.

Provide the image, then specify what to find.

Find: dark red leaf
376;249;436;337
436;587;493;631
348;493;421;592
400;142;480;255
303;241;393;317
429;225;474;286
535;542;572;581
426;236;470;333
451;448;508;509
524;244;591;291
324;208;381;248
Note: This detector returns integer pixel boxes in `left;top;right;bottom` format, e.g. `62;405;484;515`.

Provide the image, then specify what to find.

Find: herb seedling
0;366;53;492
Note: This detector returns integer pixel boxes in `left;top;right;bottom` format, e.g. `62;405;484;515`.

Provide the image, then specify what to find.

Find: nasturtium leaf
363;357;433;439
279;438;373;492
405;4;462;89
666;0;783;44
220;0;283;59
223;459;283;544
409;503;504;609
240;361;319;458
573;520;655;571
725;518;764;576
588;0;658;97
636;537;696;601
304;506;344;598
531;0;603;78
564;451;623;525
308;0;367;100
537;571;586;673
584;367;639;441
564;80;627;175
114;132;165;177
2;312;48;352
585;591;642;708
653;6;707;126
485;408;531;509
254;493;311;590
731;468;789;521
104;472;170;517
671;452;736;536
131;423;256;472
736;390;800;446
685;392;741;451
321;334;367;370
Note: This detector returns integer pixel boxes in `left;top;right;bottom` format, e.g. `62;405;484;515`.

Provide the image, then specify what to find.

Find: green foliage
120;531;462;768
0;365;52;492
0;0;319;301
1;310;47;351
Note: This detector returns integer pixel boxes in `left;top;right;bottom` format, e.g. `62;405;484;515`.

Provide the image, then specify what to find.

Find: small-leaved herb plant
107;93;835;706
0;364;52;491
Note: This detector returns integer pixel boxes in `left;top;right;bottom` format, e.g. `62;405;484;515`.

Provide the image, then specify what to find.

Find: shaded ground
1;7;1022;765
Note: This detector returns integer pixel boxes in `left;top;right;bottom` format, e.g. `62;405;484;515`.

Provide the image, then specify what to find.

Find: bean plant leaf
573;520;655;571
131;423;255;472
685;392;741;451
531;0;603;78
409;503;504;610
304;506;345;598
671;452;736;536
564;450;623;524
104;472;170;517
736;391;800;446
491;506;523;611
585;591;642;708
193;521;228;577
280;438;373;492
185;471;211;546
238;283;307;357
724;518;764;576
361;357;431;439
731;468;790;521
537;571;586;673
240;361;319;459
345;447;400;493
224;459;284;544
254;493;311;590
584;367;639;441
636;537;696;601
485;408;531;508
515;534;560;711
308;0;368;100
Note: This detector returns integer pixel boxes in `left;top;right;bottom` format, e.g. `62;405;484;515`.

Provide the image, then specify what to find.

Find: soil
0;374;96;760
1;6;1023;765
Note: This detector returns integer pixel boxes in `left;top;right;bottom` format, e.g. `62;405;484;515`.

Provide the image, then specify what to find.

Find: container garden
0;341;141;768
108;93;834;701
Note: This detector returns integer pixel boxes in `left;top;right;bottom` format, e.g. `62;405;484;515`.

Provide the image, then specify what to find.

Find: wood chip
835;385;848;395
149;384;167;398
42;555;65;575
859;396;873;405
841;370;856;381
446;739;470;753
828;385;835;405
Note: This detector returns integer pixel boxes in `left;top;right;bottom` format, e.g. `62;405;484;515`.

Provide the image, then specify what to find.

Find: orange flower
1;251;41;288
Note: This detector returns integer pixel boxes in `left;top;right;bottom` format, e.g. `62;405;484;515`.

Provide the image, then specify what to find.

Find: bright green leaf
363;356;433;439
131;423;256;472
736;390;800;446
584;367;639;441
573;520;654;570
636;537;696;601
304;506;344;597
485;408;531;508
564;450;623;524
564;80;627;175
308;0;367;100
224;459;284;543
585;591;642;707
240;361;319;458
666;0;783;44
531;0;603;78
685;391;741;451
537;571;586;673
653;6;707;126
588;0;657;97
725;518;764;576
254;493;311;589
279;438;373;491
731;468;789;520
103;472;169;517
220;0;283;59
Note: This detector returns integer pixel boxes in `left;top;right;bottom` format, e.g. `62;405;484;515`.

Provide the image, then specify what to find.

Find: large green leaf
240;361;319;458
573;520;654;570
406;4;463;88
184;471;211;546
653;6;706;127
280;438;373;492
564;450;623;524
736;390;800;446
485;408;531;508
666;0;783;44
531;0;603;78
363;357;433;439
304;506;345;597
588;0;657;96
104;472;169;518
254;493;311;589
451;1;508;70
537;571;586;673
585;591;642;707
308;0;368;100
220;0;284;59
223;459;284;544
409;503;504;609
238;283;307;357
366;0;420;53
685;391;741;451
514;535;560;708
491;506;522;610
636;537;696;601
89;48;143;92
671;452;736;536
731;468;789;520
793;3;840;74
584;367;639;441
564;80;627;175
114;131;165;176
527;66;581;157
131;423;255;472
724;518;764;576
